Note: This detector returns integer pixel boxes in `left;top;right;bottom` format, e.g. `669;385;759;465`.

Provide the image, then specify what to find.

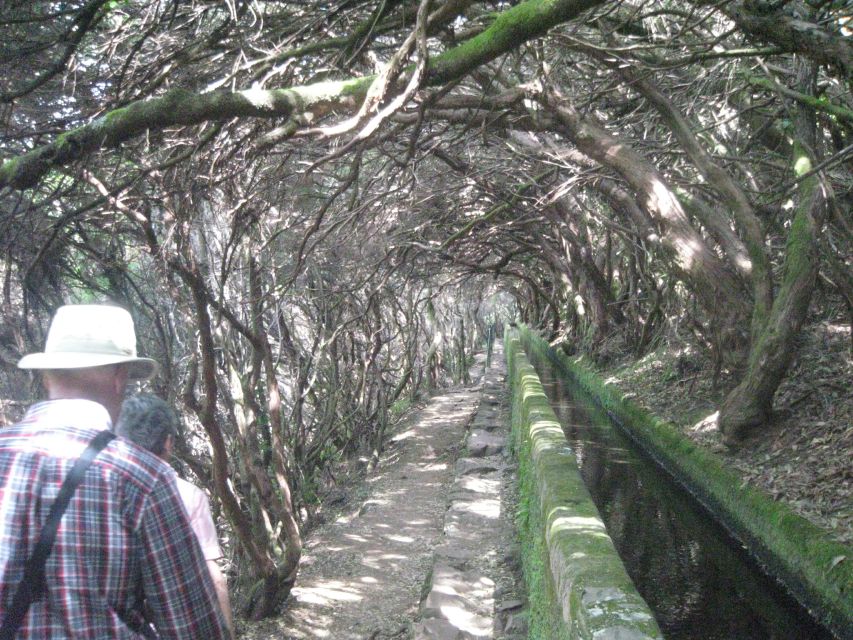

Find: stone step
466;430;506;457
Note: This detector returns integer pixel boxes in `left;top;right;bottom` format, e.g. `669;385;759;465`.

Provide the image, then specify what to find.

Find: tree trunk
182;268;281;606
246;257;302;619
1;0;607;191
545;200;624;344
538;89;751;354
719;63;828;445
605;60;774;344
692;0;853;80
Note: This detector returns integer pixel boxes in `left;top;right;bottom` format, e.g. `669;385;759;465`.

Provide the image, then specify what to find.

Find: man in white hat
0;305;231;639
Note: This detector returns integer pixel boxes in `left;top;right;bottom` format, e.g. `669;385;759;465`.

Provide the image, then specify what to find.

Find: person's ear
163;434;174;459
112;364;130;395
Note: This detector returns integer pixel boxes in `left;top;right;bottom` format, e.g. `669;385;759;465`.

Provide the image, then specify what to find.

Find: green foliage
299;481;321;506
390;397;412;417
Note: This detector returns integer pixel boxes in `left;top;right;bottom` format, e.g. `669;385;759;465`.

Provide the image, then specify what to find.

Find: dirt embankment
598;321;852;546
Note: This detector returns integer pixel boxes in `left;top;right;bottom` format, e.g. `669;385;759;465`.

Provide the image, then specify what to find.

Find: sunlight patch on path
292;581;364;605
274;366;485;640
413;343;522;639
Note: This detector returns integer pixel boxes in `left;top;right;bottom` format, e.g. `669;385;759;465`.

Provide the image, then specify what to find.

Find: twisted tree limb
693;0;853;81
0;0;605;191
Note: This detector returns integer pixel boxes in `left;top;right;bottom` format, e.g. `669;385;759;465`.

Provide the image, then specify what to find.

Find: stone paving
259;347;525;640
413;345;527;640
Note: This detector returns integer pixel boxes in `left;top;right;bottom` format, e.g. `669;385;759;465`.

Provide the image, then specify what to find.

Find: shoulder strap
0;430;116;640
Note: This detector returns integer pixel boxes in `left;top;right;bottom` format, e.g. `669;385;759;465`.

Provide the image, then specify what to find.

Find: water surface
532;354;833;640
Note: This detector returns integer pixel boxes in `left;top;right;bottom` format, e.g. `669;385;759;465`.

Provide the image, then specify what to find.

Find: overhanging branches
0;0;606;192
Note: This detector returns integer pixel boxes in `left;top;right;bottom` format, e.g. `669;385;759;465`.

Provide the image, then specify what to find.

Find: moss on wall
506;332;662;639
516;324;853;639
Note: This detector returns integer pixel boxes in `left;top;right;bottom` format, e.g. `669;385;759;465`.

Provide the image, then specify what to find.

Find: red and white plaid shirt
0;399;230;639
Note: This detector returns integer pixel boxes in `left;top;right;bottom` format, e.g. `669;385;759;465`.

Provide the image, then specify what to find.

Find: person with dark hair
116;394;233;636
0;304;230;639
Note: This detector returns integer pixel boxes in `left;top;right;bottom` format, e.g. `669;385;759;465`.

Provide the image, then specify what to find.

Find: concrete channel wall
514;325;853;640
506;333;663;640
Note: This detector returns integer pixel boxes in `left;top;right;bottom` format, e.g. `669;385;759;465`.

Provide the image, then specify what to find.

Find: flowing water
531;355;834;640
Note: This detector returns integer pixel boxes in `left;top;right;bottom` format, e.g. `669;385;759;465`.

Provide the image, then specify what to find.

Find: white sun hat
17;304;158;381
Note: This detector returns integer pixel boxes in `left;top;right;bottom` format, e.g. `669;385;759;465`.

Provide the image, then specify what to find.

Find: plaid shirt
0;399;230;639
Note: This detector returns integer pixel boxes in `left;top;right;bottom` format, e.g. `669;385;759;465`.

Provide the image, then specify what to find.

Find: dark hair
115;393;178;456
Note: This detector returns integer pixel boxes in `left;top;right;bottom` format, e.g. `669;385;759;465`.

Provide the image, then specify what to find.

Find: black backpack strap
0;430;116;640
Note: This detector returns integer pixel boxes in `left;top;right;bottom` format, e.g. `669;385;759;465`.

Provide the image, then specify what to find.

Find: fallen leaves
604;321;853;545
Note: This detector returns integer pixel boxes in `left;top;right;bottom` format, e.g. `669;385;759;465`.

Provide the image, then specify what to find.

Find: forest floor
596;319;852;546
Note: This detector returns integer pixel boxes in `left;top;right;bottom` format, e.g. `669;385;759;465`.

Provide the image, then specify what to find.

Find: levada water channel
527;348;835;640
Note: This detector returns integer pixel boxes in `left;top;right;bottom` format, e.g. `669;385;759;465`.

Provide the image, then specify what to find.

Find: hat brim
18;352;158;381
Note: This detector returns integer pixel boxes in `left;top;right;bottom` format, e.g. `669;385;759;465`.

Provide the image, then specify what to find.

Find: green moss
54;130;75;153
516;325;853;639
0;155;21;185
514;396;569;639
289;76;372;105
52;122;101;162
507;332;662;639
339;75;374;97
510;339;567;639
104;105;131;122
428;0;600;85
778;167;819;290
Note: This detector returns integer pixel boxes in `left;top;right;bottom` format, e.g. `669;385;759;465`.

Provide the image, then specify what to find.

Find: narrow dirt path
242;360;487;639
412;343;526;640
